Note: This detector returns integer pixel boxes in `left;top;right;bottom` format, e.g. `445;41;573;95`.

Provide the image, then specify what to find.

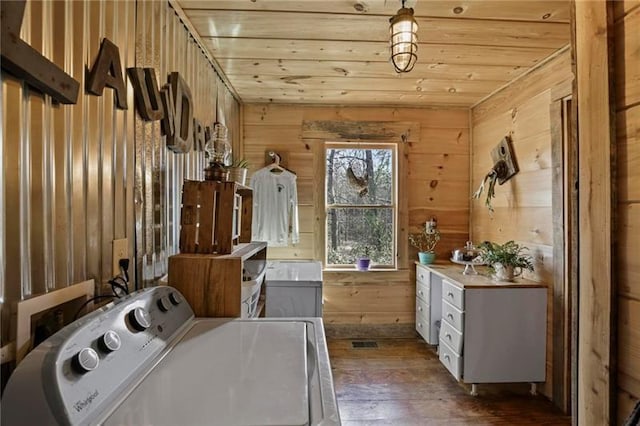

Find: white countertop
418;262;546;289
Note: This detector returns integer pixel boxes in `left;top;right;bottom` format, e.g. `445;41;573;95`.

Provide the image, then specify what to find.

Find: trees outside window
325;144;397;268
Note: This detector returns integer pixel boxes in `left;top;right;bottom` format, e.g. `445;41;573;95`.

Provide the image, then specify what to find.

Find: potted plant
227;157;249;185
478;240;534;281
355;246;371;271
409;220;441;265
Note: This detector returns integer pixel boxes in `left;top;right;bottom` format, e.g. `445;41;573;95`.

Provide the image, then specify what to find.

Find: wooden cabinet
168;242;267;317
415;263;442;345
423;264;547;395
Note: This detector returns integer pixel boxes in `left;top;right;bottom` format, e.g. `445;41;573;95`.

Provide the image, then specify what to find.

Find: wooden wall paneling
322;312;415;325
244;104;469;331
408;179;470;209
416;128;469;155
231;75;508;95
243;104;305;125
574;1;616;424
207;39;559;66
471;207;553;246
180;1;571;22
472;47;572;122
407;154;469;182
613;0;640;19
551;95;569;412
323;284;414;315
189;11;570;48
301;121;419;142
617;204;640;300
614;7;640;109
397;141;409;269
323;270;413;325
472;168;553;209
223;59;529;82
619;389;640;426
616;96;640;205
619;297;640;392
616;2;640;420
266;233;315;260
408;208;469;233
232;88;480;107
303;107;470;128
262;105;430;126
311;139;325;263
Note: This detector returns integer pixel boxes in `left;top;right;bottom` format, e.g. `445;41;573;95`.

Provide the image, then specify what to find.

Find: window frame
324;142;398;270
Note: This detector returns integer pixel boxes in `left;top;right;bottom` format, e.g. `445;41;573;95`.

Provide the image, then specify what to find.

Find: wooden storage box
179;180;253;255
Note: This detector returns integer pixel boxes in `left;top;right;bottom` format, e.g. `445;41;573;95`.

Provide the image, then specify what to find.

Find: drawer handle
447;292;454;298
445;333;452;340
418;322;422;328
419;290;424;296
447;313;454;320
444;354;451;362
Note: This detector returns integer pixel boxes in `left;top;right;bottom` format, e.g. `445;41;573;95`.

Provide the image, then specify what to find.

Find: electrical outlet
112;238;128;277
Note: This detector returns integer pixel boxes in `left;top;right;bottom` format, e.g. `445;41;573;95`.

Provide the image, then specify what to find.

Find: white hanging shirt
250;167;299;247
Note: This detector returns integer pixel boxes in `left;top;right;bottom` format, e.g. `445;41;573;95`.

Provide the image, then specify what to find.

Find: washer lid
104;320;309;426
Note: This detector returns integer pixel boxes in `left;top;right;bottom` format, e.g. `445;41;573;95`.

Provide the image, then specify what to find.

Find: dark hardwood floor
327;338;571;425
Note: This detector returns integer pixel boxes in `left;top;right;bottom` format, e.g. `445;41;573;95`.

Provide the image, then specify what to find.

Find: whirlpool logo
73;390;99;413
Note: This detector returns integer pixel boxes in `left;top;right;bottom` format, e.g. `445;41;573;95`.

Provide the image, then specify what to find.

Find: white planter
227;167;248;185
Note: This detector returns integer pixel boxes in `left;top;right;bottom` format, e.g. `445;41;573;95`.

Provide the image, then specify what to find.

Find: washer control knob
157;296;172;312
99;330;121;352
73;347;99;373
128;307;151;331
168;292;182;306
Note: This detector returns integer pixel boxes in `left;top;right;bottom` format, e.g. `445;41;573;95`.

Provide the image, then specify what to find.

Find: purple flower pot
356;257;371;271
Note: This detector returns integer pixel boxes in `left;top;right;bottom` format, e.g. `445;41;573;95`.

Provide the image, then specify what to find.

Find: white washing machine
1;286;340;425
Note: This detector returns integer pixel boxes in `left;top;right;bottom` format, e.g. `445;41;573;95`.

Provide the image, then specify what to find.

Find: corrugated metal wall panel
0;0;137;347
0;0;239;347
134;1;239;288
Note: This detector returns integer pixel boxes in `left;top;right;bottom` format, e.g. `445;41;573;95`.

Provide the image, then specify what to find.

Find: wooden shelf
168;242;267;317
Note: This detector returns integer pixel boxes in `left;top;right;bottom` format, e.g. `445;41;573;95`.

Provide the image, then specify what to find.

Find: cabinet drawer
439;341;462;381
442;280;464;310
415;311;430;343
416;279;429;302
416;265;430;285
415;297;430;320
442;299;464;333
440;319;463;354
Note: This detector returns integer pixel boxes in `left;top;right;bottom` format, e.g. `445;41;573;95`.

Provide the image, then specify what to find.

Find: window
325;143;397;269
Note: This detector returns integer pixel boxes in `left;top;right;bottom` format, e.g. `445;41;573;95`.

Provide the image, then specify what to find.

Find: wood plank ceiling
174;0;571;107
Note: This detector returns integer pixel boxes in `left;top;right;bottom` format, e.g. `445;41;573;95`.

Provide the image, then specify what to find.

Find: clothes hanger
268;152;285;174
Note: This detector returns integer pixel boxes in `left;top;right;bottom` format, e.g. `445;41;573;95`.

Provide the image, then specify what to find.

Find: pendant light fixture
389;0;418;73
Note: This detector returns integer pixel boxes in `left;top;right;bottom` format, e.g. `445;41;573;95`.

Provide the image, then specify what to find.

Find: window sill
323;267;399;272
